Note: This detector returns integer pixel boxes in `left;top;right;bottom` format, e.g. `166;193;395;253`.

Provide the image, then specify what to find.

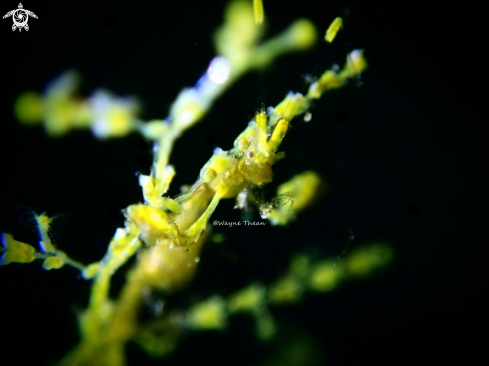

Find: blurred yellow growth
82;262;102;280
228;283;266;313
268;254;310;304
136;325;179;358
308;260;345;292
35;212;54;244
36;212;83;271
228;283;276;340
289;254;310;277
269;92;309;126
325;17;342;43
253;0;264;25
307;50;368;99
91;91;138;138
42;256;64;270
14;72;139;139
255;310;276;340
14;91;43;125
268;171;323;225
186;296;227;330
346;243;394;277
0;233;36;265
215;1;316;72
268;276;304;304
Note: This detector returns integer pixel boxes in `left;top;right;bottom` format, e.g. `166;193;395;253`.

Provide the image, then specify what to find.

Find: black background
0;0;487;365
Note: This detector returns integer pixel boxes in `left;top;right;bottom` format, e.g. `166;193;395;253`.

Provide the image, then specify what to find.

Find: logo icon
3;3;37;32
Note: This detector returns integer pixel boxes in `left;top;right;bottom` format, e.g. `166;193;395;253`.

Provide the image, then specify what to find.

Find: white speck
349;49;363;63
179;111;195;126
236;190;247;209
207;56;230;84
